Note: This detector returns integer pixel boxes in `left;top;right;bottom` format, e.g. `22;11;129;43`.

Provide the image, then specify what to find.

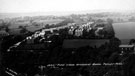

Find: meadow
8;19;63;34
113;22;135;44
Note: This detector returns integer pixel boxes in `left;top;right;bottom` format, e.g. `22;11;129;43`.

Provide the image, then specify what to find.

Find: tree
96;19;104;23
129;39;135;45
32;22;39;27
107;18;113;24
104;22;115;38
5;27;9;32
20;26;28;34
18;25;23;29
129;17;135;22
30;20;33;23
123;54;135;76
45;24;50;29
109;37;121;52
0;21;11;32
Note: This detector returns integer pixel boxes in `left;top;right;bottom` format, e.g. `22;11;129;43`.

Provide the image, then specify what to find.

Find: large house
119;45;135;54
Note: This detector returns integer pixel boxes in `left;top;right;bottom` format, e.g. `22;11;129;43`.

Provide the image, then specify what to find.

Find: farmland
6;19;64;35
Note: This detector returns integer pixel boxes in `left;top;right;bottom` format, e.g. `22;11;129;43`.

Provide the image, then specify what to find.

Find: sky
0;0;135;13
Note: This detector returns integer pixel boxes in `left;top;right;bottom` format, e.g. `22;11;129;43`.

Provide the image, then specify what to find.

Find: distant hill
1;9;135;19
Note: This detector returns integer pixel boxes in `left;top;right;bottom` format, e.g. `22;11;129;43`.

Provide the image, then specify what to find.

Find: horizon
0;9;135;14
0;0;135;13
0;9;135;19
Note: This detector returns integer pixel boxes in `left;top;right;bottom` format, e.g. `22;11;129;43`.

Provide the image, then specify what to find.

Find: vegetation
0;21;11;32
0;11;135;76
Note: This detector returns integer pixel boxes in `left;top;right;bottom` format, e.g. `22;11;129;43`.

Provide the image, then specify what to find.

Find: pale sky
0;0;135;13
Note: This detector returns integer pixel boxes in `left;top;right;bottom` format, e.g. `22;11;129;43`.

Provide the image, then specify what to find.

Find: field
6;19;135;44
8;19;64;34
63;39;109;48
113;22;135;44
34;19;63;24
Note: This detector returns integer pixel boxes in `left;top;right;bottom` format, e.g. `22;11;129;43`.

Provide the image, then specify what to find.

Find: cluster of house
25;23;76;44
68;22;105;37
68;22;92;36
25;21;110;45
7;21;112;51
0;29;9;39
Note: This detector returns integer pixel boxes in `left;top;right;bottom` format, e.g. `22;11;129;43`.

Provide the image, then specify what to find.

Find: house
119;45;134;53
0;30;9;38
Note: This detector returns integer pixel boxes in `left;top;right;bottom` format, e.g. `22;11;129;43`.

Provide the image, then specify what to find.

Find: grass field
8;19;64;34
34;19;63;24
113;22;135;44
9;19;63;29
